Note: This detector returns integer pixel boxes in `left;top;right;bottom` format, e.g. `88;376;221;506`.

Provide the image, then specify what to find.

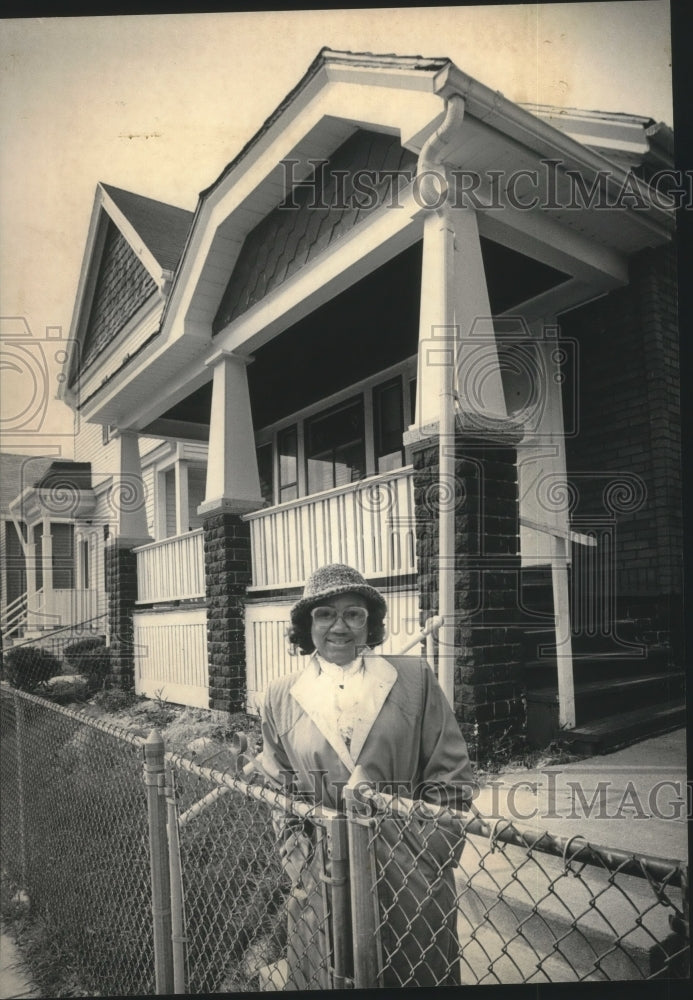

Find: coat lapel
348;655;398;762
290;657;355;773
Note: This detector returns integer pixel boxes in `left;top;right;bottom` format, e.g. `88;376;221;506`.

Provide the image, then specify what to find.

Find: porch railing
1;589;29;638
245;466;417;589
134;529;205;605
33;588;105;627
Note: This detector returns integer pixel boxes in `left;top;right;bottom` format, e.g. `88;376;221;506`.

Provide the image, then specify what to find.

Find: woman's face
310;592;369;666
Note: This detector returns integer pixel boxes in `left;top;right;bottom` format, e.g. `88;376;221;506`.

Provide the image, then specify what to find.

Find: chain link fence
0;684;689;994
350;785;689;987
165;750;345;992
0;686;155;996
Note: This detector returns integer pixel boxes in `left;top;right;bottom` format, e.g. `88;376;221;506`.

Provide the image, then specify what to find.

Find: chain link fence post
14;690;28;895
344;773;381;989
322;813;352;989
165;764;187;994
143;729;174;995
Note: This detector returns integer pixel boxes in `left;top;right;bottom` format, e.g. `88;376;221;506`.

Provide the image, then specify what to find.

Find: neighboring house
8;48;681;751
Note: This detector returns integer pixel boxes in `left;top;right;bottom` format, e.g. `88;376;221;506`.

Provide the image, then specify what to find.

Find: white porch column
414;204;508;430
414;207;456;431
198;349;263;516
113;430;151;544
41;517;54;625
175;460;189;534
25;539;38;628
155;470;168;540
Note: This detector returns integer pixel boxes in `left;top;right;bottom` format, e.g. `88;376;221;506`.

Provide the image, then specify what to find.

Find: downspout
417;95;465;708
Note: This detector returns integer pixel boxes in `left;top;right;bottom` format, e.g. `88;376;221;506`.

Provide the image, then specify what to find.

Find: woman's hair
288;599;387;655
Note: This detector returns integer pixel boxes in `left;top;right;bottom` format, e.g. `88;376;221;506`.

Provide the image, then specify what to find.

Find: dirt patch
63;690;262;758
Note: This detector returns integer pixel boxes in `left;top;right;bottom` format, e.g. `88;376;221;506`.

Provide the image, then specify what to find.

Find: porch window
374;376;404;472
306;397;365;493
80;539;90;589
52;523;75;589
256;442;274;505
278;425;299;502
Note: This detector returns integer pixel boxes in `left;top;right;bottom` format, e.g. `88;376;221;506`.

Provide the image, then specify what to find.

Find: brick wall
410;422;524;751
80;220;157;373
561;242;681;644
105;542;138;689
202;512;252;712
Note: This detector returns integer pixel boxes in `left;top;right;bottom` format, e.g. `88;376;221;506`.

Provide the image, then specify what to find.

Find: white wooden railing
31;588;105;628
245;466;417;589
1;590;29;637
37;588;105;625
134;529;205;604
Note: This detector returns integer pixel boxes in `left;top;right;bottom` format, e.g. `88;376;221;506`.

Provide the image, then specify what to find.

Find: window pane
306;398;365;494
409;376;417;425
374;377;404;472
256;443;274;505
278;426;298;494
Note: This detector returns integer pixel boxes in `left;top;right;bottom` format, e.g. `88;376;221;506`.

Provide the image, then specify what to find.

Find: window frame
254;355;416;506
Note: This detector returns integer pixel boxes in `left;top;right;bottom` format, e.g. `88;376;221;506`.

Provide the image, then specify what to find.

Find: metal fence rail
0;687;155;997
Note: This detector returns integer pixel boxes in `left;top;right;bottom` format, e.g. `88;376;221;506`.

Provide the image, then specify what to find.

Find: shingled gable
66;183;194;387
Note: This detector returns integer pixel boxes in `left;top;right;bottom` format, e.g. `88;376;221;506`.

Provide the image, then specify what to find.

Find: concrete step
525;672;685;746
563;700;687;755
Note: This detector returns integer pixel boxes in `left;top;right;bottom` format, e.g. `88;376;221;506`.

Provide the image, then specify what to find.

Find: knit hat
291;564;387;625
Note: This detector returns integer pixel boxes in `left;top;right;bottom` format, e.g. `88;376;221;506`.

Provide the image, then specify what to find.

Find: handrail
519;515;597;548
133;527;204;555
5;611;108;650
243;465;415;521
2;590;28;617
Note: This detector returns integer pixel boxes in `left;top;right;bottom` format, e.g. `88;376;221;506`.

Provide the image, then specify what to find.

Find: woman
252;563;476;989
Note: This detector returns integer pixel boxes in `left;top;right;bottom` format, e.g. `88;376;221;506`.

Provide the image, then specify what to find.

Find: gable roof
100;184;194;272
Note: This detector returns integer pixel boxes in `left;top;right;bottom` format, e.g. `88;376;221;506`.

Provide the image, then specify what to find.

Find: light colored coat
258;653;477;987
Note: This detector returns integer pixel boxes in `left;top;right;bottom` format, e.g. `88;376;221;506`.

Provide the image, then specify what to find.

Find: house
6;49;683;751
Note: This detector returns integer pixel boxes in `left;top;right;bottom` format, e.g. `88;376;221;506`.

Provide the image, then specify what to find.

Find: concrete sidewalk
0;931;38;1000
473;727;689;861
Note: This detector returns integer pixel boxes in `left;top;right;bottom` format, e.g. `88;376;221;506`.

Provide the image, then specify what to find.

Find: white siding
142;465;156;537
73;421;119;475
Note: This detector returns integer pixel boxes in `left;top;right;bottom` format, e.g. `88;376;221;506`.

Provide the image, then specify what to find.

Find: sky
0;2;675;458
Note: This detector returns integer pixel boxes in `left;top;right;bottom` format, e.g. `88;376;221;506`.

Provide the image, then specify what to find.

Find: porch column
414;205;507;430
41;518;55;627
25;539;38;629
407;202;523;754
198;350;263;714
106;430;151;690
155;470;168;539
175;460;189;535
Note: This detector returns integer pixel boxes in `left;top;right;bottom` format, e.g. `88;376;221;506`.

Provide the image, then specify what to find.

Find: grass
1;876;93;997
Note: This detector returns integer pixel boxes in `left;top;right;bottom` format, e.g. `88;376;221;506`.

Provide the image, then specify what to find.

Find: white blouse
313;653;383;753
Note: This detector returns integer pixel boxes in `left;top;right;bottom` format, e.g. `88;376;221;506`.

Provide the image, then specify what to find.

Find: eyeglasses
310;606;369;630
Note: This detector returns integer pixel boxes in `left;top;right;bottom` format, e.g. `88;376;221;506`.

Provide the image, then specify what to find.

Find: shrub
3;646;61;692
63;636;111;691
